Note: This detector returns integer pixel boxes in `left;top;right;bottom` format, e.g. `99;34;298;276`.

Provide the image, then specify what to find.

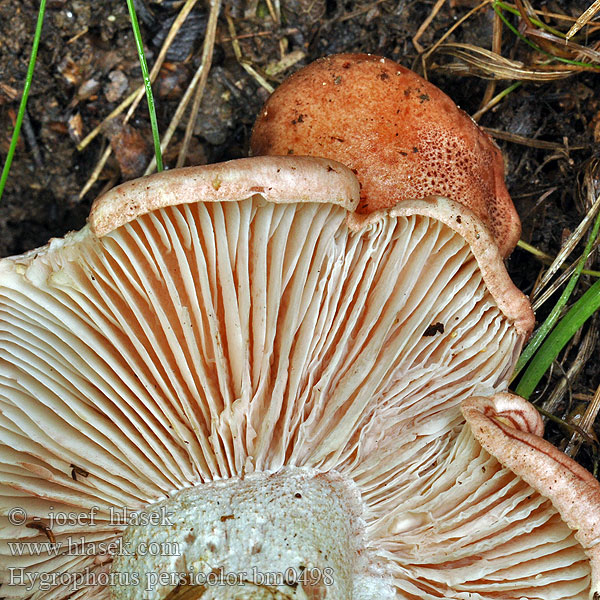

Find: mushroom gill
0;156;597;600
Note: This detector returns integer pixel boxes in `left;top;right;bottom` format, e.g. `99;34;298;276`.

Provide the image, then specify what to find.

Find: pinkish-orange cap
251;53;521;257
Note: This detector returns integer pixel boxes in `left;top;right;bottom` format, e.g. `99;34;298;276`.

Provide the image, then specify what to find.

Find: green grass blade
126;0;163;172
512;204;600;382
515;276;600;399
0;0;47;203
493;1;566;39
493;1;600;69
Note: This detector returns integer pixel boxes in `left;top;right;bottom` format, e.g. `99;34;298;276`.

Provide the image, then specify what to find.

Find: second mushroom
0;54;599;600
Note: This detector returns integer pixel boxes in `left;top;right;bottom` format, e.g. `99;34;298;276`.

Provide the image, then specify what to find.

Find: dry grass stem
541;318;598;415
484;127;587;151
421;0;492;75
265;49;306;77
264;0;280;23
532;192;600;299
503;1;599;27
475;8;503;120
531;239;600;312
176;0;222;168
412;0;447;54
339;0;389;22
77;87;143;153
472;82;519;121
226;15;274;93
567;0;600;40
219;27;298;42
524;28;600;63
78;0;200;197
78;145;112;200
145;0;223;175
565;375;600;458
78;0;199;153
434;43;582;80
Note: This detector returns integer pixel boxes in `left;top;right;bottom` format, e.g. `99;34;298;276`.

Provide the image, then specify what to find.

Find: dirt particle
423;323;445;336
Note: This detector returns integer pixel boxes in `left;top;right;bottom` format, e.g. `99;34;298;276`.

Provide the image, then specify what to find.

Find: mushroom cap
251;53;520;257
1;158;595;600
89;155;360;237
349;196;533;337
463;393;600;596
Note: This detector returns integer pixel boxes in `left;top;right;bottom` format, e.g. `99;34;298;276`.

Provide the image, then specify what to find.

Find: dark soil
1;0;600;470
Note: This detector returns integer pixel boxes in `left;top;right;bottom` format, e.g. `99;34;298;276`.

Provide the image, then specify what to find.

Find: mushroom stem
111;468;389;600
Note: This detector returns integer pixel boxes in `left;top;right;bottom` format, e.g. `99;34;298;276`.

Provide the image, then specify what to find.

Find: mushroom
251;53;519;258
0;61;598;600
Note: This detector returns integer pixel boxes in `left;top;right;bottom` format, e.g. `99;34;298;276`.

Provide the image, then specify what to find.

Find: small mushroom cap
463;393;600;595
251;53;521;257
